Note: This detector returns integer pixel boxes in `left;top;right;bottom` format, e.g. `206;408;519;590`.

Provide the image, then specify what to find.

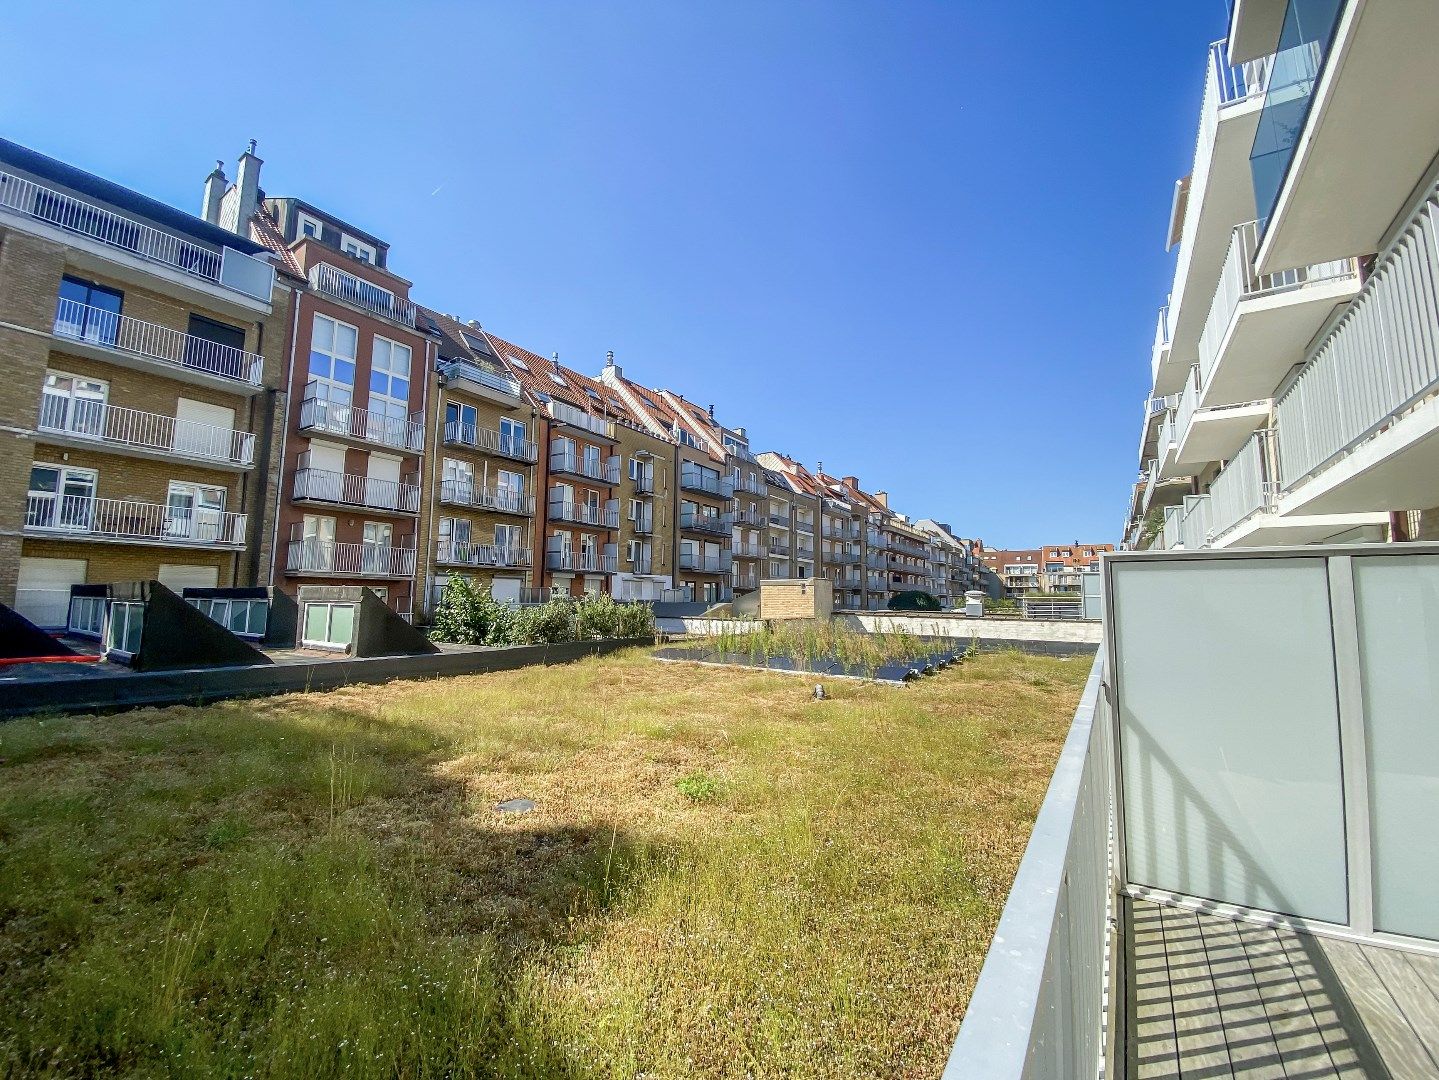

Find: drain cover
497;798;535;814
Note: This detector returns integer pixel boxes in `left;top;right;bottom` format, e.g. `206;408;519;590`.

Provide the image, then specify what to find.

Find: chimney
842;475;858;488
708;404;715;419
551;352;561;372
201;160;227;224
234;139;262;229
874;490;889;508
466;319;482;329
816;460;823;475
735;426;747;439
604;349;622;379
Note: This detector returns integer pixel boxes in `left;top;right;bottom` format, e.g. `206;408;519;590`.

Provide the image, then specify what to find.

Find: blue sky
1;2;1222;546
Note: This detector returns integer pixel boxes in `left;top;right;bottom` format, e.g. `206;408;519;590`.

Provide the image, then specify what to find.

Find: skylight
507;353;529;371
549;372;568;387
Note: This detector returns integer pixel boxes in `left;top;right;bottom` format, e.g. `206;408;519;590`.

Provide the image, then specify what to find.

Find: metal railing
547;495;619;528
0;168;272;301
294;465;420;513
308;262;416;326
1209;430;1272;539
1157;409;1177;462
680;508;732;536
545;548;617;573
733;475;768;497
53;297;264;386
36;393;254;466
1276;181;1439;490
679;551;732;574
732;506;764;527
548;399;611;438
680;464;733;497
441;358;520;399
286;538;416;577
943;653;1111;1079
1175;365;1200;448
732;541;762;559
299;387;424;451
435;540;531;568
768;538;791;557
443;419;537;462
25;493;246;546
1197;220;1360;392
828;550;859;565
439;479;534;516
1161;503;1184;551
633;472;656;495
767;511;792;527
549;446;620;483
1179;494;1212;551
733;569;759;591
1153;302;1172;355
629;506;655;534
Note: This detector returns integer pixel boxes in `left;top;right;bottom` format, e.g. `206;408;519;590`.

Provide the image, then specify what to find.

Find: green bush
982;596;1019;615
431;584;655;646
511;599;577;645
429;576;516;645
887;590;941;612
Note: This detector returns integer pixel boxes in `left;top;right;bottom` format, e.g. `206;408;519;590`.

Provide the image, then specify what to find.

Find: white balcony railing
548;399;610;438
443;419;537;462
293;467;420;513
1179;494;1211;551
299;387;423;451
1175;366;1200;446
286;538;416;577
439;479;533;516
441;358;520;399
0;169;274;301
53;298;264;386
37;394;255;466
680;509;732;536
308;263;416;326
1197;220;1360;391
549;446;619;483
436;540;531;568
546;548;618;573
547;496;619;529
25;493;246;547
680;464;733;497
1209;430;1272;540
1276;181;1439;490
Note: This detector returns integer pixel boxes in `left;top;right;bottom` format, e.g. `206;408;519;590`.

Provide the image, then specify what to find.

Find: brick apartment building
979;542;1113;598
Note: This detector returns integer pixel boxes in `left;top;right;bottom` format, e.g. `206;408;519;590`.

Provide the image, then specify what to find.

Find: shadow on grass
0;697;665;1079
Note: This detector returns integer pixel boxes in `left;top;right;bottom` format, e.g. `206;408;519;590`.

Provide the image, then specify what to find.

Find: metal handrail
53;298;263;386
443;419;537;462
286;538;416;577
308;262;416;326
293;466;420;513
299;387;424;451
37;393;254;465
439;479;534;516
25;493;246;546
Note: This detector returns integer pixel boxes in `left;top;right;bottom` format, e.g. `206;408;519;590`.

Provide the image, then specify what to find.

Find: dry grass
0;647;1088;1079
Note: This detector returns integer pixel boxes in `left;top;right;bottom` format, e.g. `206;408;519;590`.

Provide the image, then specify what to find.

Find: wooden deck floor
1126;897;1439;1079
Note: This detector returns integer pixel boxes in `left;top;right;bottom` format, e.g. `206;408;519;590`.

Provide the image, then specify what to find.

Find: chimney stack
201;160;227;224
874;490;889;508
842;475;859;488
708;404;715;419
234;139;263;230
551;352;561;372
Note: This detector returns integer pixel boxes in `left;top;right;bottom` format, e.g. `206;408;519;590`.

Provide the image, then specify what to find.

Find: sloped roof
481;331;653;434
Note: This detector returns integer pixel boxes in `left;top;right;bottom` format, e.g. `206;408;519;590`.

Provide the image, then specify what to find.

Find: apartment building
0;138;291;630
914;519;981;605
1125;1;1439;553
415;311;537;613
1039;543;1111;593
211;168;434;621
598;371;733;603
979;548;1044;598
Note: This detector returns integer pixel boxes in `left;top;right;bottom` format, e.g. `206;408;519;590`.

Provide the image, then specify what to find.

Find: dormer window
296;211;323;241
341;234;375;264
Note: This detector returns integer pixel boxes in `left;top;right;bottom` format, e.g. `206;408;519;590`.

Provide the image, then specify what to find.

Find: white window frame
296;210;324;241
309;313;359;407
340;233;376;264
40;370;108;437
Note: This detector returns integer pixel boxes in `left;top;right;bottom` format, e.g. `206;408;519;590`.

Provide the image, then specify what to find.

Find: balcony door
443;457;474;506
365;453;402;510
497;469;524;513
582;443;601;478
439;516;471;564
308;314;357;431
185;314;247;377
27;464;96;531
55;276;122;347
166;482;225;541
370;337;412;447
40;371;106;438
499;416;526;458
303;514;336;571
495;524;522;565
362;521;393;575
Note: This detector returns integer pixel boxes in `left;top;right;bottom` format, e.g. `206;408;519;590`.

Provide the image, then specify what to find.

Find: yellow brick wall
20;536;238;587
759;578;834;621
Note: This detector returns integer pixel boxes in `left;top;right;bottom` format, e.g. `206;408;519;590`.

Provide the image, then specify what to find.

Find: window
446;401;477;443
302;515;336;570
584;387;601;403
302;601;356;648
67;595;105;637
166;482;226;541
370;336;413;445
309;314;358;408
54;276;122;346
442;457;474;503
499;416;527;456
582;444;601;477
548;372;568;388
627;540;641;564
628;498;641;521
579;532;598;567
495;524;523;561
362;521;393;574
439;516;471;562
188;596;269;638
296;211;324;241
630;457;643;480
39;371;107;436
340;234;376;264
27;464;96;531
506;353;529;371
106;601;144;657
496;469;525;511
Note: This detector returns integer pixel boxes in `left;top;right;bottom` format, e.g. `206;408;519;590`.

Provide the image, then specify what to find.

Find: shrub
511;599;577;645
982;597;1020;615
888;590;940;612
429;576;516;645
674;771;721;803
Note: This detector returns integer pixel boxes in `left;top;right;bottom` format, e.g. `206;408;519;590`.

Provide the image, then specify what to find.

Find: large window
54;276;123;346
499;417;527;457
495;524;523;562
39;371;106;436
67;594;105;637
27;464;96;530
302;601;355;648
370;337;412;445
188;596;269;638
446;401;477;443
106;601;144;657
308;314;358;408
165;482;226;541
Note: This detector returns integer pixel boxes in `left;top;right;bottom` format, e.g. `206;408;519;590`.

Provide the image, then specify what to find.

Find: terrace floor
1127;897;1439;1078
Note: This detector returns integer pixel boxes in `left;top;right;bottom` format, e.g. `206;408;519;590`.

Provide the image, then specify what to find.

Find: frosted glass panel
1353;556;1439;941
1113;559;1347;923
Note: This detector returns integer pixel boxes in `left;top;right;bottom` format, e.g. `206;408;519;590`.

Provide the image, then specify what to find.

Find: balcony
443;419;537;463
549;446;619;484
822;522;858;540
1178;493;1211;550
679;551;732;574
864;552;886;570
732;541;762;560
308;262;416;326
733;568;759;592
435;540;531;569
35;393;255;470
1174;362;1272;471
546;548;617;574
768;538;791;557
1197;219;1359;413
767;511;792;528
679;465;733;498
1159;41;1274;397
633;471;655;495
794;518;815;535
0;168;274;307
1254;3;1439;275
1149;301;1172;387
948;549;1439;1079
547;495;618;529
1274;180;1439;518
439;479;534;517
732;475;768;497
628;507;655;535
286;537;415;578
52;297;264;391
25;493;246;548
795;546;815;562
834;574;862;590
293;465;420;514
547;399;612;440
679;509;732;537
732;506;764;528
439;358;520;406
299;387;424;452
828;551;859;565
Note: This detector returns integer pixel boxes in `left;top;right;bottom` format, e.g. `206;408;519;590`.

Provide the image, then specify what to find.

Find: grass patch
0;648;1086;1078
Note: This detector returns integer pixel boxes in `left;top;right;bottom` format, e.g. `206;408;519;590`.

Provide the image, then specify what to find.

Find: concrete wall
659;612;1103;645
